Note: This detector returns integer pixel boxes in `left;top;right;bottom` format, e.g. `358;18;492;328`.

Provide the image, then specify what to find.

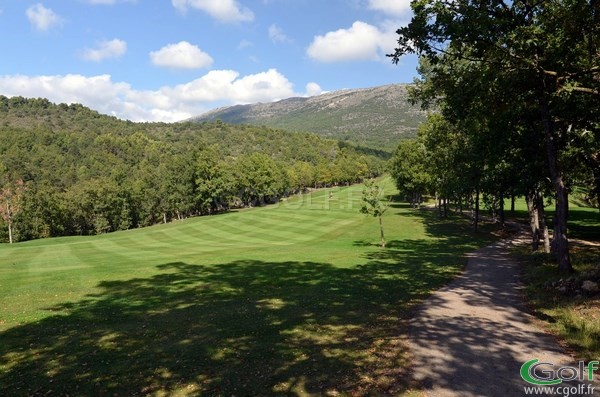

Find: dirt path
410;233;599;397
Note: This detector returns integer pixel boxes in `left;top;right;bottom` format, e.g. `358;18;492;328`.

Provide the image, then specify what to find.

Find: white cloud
82;39;127;62
150;41;213;69
85;0;135;4
305;82;325;97
237;40;253;49
0;74;135;115
26;3;64;32
0;69;310;122
172;0;254;23
268;24;291;44
163;68;295;104
307;21;388;63
367;0;412;16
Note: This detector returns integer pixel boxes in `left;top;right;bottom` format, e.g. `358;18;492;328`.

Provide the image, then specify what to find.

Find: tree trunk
537;196;551;254
499;192;505;228
553;184;571;270
474;188;480;231
163;212;167;224
8;221;13;244
379;216;385;248
526;192;540;251
539;92;573;272
5;200;12;244
443;197;449;218
511;192;516;214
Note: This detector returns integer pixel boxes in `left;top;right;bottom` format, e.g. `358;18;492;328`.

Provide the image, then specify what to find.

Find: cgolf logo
521;358;599;385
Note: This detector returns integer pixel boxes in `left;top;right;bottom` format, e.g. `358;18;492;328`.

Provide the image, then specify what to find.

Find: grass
509;197;600;361
505;195;600;241
518;244;600;360
0;178;498;396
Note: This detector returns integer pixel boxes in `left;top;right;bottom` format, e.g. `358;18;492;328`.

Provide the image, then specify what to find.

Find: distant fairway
0;178;495;396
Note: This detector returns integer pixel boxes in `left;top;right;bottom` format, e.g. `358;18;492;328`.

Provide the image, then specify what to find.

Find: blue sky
0;0;417;122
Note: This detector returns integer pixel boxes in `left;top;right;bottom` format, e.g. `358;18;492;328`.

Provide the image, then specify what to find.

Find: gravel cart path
410;233;599;397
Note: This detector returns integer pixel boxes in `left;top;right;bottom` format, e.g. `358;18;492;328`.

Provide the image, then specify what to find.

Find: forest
388;0;599;272
0;96;386;243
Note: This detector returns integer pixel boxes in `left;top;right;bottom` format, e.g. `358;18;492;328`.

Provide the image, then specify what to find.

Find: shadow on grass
0;206;502;396
0;258;449;396
507;205;600;241
568;208;600;241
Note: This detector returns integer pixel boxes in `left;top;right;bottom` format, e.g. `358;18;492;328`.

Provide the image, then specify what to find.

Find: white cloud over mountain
307;21;393;63
0;69;319;122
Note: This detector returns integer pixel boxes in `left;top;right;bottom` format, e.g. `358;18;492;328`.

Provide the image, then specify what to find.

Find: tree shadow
0;258;433;396
370;207;599;395
568;208;600;241
0;206;510;396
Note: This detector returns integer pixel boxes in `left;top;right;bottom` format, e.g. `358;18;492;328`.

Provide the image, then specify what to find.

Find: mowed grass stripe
0;178;510;396
222;212;353;242
106;230;215;253
191;221;279;246
0;245;47;269
242;207;351;226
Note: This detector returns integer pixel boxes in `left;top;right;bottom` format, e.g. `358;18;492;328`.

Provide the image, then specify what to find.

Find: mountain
190;84;427;151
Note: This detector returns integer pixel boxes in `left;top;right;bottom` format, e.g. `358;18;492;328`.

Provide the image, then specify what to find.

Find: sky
0;0;418;122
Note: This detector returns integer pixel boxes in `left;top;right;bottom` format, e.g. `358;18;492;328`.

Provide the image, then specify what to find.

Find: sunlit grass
0;178;497;396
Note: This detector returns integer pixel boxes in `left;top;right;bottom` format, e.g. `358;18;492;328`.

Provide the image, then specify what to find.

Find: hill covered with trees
190;84;427;151
0;96;386;243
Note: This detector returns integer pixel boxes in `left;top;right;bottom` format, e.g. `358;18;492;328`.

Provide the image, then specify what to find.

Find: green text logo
521;359;599;386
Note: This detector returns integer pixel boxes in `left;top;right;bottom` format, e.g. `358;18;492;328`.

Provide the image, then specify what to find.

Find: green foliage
0;96;386;243
360;180;388;219
389;0;600;270
360;180;389;248
389;138;431;206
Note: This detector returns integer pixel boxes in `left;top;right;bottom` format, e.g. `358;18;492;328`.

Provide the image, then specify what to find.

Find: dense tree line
0;96;385;243
389;0;599;272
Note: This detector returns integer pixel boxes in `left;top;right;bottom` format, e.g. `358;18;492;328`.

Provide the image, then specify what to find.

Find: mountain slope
190;84;427;150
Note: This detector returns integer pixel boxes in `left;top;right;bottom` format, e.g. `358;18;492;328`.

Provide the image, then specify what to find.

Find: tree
360;180;389;248
389;0;600;272
0;96;387;242
287;161;314;193
234;153;288;207
14;182;66;240
389;138;431;208
195;145;233;214
0;179;26;244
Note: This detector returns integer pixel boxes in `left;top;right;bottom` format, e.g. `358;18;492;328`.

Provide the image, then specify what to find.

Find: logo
520;359;599;386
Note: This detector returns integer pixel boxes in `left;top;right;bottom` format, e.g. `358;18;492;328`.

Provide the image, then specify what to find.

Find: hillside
0;96;386;243
190;84;427;150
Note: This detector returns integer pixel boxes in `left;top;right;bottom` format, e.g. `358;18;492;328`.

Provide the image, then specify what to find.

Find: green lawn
0;178;496;396
504;195;600;241
505;194;600;361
